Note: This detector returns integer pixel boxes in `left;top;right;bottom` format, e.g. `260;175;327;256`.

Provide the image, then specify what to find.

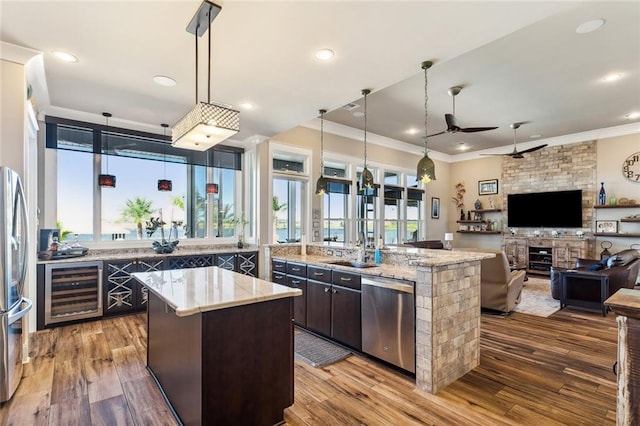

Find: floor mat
294;331;351;368
512;276;560;317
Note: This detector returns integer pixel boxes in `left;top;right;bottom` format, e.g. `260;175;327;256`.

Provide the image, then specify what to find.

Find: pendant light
416;60;436;184
315;109;329;196
157;123;172;191
172;1;239;151
360;89;375;190
98;112;116;188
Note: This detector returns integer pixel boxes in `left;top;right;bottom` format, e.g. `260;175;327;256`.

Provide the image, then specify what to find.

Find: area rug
512;276;561;317
294;331;351;368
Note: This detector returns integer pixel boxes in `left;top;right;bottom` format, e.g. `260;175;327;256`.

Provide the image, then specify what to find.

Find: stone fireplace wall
501;140;596;231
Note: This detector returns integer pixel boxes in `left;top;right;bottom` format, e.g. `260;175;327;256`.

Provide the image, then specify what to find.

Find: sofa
550;248;640;300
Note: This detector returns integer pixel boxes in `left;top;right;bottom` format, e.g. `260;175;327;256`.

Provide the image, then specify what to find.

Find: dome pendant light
416;60;436;184
98;112;116;188
360;89;375;190
157;123;173;191
315;109;329;196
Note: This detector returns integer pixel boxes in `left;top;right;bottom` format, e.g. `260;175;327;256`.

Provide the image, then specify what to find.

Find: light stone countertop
37;244;259;264
272;249;495;282
131;266;301;317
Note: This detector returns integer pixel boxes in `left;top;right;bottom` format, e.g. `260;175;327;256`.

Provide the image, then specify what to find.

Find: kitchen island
267;243;494;394
131;266;301;426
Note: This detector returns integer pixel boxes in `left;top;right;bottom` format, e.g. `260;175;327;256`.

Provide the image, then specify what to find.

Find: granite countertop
131;266;301;317
605;288;640;319
272;249;494;282
37;244;259;264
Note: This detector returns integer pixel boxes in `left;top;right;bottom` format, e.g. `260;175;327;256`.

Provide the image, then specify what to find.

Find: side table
559;270;609;316
509;263;528;281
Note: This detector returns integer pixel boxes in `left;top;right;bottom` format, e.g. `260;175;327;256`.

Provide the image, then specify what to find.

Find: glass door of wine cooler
45;261;103;325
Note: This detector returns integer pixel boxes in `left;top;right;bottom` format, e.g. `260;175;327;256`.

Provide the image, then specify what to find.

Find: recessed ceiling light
406;128;419;135
576;19;605;34
529;134;542;139
625;112;640;120
153;75;176;87
457;143;468;151
602;73;623;82
240;102;254;110
51;50;78;63
315;48;335;61
352;111;364;118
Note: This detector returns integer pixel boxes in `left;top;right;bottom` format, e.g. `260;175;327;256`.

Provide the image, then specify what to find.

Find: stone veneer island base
414;260;482;393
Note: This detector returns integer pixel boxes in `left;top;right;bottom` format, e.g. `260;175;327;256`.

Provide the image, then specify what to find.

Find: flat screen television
507;190;583;228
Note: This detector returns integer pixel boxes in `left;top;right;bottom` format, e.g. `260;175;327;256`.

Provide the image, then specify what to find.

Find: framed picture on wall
431;197;440;219
478;179;498;195
596;220;618;234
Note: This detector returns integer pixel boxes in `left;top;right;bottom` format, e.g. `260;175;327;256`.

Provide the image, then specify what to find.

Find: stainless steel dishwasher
361;276;415;373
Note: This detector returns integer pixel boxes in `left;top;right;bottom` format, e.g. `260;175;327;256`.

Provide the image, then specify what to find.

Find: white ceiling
1;1;638;156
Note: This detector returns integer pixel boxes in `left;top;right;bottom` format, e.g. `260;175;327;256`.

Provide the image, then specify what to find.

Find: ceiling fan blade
517;144;548;154
444;114;460;132
426;130;447;138
459;126;499;133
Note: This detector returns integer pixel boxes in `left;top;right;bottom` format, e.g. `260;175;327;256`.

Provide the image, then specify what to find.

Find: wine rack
44;261;103;325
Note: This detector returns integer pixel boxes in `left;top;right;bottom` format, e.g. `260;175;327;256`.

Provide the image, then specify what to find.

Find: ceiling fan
427;86;498;137
480;123;548;158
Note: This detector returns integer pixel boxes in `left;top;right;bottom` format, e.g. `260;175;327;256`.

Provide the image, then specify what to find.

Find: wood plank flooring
0;307;618;425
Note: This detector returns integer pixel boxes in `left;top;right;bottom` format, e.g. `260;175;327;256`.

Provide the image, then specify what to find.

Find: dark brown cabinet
104;257;164;316
306;279;332;336
271;260;307;326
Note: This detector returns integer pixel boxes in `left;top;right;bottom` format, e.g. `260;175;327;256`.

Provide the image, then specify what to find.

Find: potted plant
232;214;249;248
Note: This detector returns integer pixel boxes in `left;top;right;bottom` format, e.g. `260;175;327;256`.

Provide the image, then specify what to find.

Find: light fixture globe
416;60;436;184
416;154;436;184
360;167;375;190
315;109;329;196
315;175;329;196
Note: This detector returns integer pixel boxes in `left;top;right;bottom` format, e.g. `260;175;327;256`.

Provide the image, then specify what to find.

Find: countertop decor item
416;60;436;184
172;1;239;151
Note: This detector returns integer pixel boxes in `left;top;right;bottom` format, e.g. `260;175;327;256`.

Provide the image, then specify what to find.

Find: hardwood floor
0;308;618;425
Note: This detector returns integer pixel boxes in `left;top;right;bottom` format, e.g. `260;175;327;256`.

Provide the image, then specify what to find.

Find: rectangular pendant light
206;183;219;194
172;102;239;151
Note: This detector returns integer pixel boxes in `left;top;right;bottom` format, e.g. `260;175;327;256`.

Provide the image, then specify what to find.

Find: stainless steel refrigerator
0;166;31;403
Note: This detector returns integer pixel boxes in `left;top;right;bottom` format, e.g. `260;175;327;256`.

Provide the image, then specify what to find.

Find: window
406;189;424;242
48;116;242;243
383;185;403;245
273;178;304;243
323;178;350;244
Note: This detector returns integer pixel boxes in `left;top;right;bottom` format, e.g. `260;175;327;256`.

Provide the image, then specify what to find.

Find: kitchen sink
325;260;377;269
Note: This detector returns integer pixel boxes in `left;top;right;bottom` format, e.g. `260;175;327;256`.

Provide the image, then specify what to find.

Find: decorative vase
599;182;606;205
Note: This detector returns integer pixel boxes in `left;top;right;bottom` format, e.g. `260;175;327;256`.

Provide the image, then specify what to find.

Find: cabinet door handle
291;280;300;285
324;287;330;293
332;289;337;294
340;277;352;282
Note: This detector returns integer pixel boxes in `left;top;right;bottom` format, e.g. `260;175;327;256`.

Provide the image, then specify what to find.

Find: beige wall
595;133;640;253
448;156;503;249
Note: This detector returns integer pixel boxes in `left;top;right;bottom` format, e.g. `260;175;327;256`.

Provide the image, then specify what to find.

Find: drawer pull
291;280;301;285
340;277;352;282
314;272;324;276
291;267;301;272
